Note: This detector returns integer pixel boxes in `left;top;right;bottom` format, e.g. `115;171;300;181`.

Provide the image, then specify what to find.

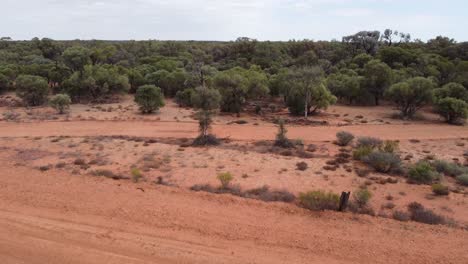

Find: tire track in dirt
0;121;467;142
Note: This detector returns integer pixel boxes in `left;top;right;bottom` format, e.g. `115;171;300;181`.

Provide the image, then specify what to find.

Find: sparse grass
432;184;449;196
299;191;340;211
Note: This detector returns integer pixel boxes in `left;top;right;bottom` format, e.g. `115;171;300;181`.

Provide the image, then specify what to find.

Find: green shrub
354;188;372;207
432;184;449;196
131;168;143;183
435;97;468;125
432;160;467;177
299;190;340;211
336;131;354;146
217;172;233;189
456;174;468;186
134;85;165;114
356;137;382;149
353;145;373;160
408;161;439;184
49;94;71;114
363;151;401;173
175;88;194;107
15;74;49;106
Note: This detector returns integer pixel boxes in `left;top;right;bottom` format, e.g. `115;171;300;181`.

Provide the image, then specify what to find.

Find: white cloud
0;0;466;41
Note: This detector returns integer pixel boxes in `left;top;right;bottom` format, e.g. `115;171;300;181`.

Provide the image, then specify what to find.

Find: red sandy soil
0;120;467;141
1;96;468;263
0;159;467;264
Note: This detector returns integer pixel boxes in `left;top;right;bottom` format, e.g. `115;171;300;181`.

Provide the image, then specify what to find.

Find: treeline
0;30;467;123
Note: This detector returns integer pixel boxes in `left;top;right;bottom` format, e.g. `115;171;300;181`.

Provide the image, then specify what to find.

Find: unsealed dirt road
0;152;467;264
1;120;467;141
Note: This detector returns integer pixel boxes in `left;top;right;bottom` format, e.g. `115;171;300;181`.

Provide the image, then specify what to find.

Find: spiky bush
336;131;355;146
363;151;401;173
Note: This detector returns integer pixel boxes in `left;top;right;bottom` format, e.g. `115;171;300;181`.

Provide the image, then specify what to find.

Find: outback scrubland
0;31;468;263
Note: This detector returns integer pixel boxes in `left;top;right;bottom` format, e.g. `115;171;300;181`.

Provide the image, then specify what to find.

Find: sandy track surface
0;120;467;141
0;155;467;264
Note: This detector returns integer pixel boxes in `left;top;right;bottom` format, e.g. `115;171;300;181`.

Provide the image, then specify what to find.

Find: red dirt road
1;120;467;141
0;153;467;264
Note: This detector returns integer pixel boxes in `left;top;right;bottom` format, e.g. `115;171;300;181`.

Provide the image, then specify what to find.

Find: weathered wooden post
338;191;351;212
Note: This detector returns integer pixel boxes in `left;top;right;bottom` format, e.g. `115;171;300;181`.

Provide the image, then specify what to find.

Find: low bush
192;134;220;146
131;168;143;183
432;184;449;196
407;202;446;225
363;151;401;173
134;85;165;114
408;161;439;184
217;172;233;189
49;94;72;114
299;191;340;211
456;174;468;186
353;188;372;207
393;210;411;222
243;185;296;203
336;131;354;146
432;160;467;177
353;145;373;160
356;137;383;149
296;161;308;171
379;140;399;153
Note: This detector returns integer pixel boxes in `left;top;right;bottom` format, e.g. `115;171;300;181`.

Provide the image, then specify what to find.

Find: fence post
338;191;351;212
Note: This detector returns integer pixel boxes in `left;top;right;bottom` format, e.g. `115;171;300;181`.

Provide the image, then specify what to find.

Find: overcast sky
2;0;467;41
